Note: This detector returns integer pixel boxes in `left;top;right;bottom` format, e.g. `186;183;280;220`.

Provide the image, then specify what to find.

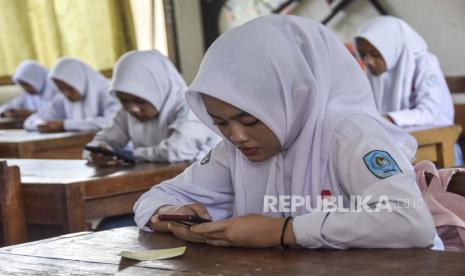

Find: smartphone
158;214;211;227
84;145;136;164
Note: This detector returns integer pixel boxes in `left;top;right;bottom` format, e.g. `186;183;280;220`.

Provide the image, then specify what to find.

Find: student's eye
241;118;260;126
371;51;381;58
213;121;227;127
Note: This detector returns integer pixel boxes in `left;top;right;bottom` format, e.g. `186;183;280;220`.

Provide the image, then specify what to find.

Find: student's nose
62;90;71;98
128;103;141;113
229;122;248;144
363;55;376;67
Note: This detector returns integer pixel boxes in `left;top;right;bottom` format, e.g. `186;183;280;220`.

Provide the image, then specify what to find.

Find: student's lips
239;147;259;156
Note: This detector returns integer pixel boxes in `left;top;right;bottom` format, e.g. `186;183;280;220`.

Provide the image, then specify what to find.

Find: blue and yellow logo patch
363;150;402;179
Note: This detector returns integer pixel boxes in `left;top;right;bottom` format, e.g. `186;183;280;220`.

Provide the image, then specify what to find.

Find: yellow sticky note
118;246;187;261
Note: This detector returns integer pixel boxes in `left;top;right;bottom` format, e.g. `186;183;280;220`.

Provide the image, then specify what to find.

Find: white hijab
355;16;428;113
186;15;417;217
49;57;110;119
109;50;200;146
12;60;57;106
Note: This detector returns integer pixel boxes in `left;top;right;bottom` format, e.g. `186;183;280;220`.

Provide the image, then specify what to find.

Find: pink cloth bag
414;160;465;251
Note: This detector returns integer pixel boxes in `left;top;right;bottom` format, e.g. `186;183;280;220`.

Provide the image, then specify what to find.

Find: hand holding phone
158;214;211;227
149;204;212;243
85;145;135;165
149;203;212;231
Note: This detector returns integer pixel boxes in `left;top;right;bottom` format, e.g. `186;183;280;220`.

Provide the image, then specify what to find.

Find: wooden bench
446;75;465;155
446;76;465;94
0;161;27;246
409;124;462;168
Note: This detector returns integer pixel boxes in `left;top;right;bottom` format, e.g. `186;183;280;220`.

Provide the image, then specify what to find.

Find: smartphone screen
84;145;135;164
158;214;211;227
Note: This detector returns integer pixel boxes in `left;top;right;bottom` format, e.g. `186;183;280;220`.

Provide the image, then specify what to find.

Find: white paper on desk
118;246;186;261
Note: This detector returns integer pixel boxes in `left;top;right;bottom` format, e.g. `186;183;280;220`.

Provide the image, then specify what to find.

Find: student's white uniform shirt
0;60;58;114
23;58;120;131
355;16;454;127
134;15;438;249
135;115;438;249
86;50;220;162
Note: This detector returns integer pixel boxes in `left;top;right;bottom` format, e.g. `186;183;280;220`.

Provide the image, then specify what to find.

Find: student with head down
133;16;439;249
84;50;220;165
355;16;461;164
0;60;58;118
355;16;454;127
23;58;120;133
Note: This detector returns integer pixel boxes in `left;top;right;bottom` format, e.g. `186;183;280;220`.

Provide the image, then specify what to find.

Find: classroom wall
4;1;462;103
293;0;465;76
1;1;204;101
0;85;21;105
173;0;205;84
173;0;465;80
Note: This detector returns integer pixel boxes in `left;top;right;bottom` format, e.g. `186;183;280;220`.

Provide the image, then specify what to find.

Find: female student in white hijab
84;50;220;165
0;60;58;118
23;57;120;133
133;15;439;249
355;16;462;164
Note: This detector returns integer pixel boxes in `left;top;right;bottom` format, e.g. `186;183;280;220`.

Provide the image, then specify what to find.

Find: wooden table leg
64;185;86;233
441;142;456;168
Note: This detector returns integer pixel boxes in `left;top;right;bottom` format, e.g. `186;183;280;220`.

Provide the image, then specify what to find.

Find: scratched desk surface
0;227;464;275
0;129;96;159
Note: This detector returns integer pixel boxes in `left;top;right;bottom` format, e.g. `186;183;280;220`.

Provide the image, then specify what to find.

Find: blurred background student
0;60;58;119
85;50;220;166
24;57;120;133
355;16;462;164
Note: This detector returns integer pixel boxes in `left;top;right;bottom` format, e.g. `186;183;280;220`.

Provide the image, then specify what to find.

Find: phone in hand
158;214;211;227
84;145;136;164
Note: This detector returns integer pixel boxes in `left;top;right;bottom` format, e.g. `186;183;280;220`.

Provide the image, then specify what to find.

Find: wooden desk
0;117;24;129
0;227;464;275
1;159;187;238
0;129;96;159
409;124;462;168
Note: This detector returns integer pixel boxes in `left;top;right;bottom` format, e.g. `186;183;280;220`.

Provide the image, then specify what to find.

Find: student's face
53;78;82;102
356;38;387;76
202;94;281;162
116;91;159;121
18;80;37;95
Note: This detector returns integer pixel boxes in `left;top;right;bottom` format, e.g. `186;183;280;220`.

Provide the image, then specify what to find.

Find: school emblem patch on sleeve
363;150;402;179
425;73;440;87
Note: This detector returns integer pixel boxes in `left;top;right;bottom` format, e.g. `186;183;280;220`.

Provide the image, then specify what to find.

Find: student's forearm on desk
64;118;110;131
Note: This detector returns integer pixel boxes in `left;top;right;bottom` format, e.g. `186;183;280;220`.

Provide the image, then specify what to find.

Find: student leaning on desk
23;58;120;133
84;50;220;166
134;15;439;249
0;60;58;119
